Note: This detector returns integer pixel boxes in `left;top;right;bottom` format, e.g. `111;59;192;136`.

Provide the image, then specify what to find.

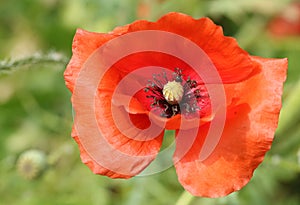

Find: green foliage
0;0;300;205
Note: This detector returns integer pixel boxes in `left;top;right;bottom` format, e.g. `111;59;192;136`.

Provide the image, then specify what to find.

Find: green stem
0;52;68;74
272;124;300;155
266;155;300;172
276;79;300;137
175;190;195;205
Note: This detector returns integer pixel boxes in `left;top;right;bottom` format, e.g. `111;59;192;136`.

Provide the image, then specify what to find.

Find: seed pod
17;149;47;180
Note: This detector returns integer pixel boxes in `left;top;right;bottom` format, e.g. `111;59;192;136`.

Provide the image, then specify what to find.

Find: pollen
163;80;184;105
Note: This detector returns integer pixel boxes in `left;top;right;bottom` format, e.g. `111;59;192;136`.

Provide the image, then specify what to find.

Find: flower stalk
0;52;68;75
175;190;195;205
276;79;300;137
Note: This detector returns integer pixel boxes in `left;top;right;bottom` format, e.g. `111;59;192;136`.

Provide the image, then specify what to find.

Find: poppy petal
64;29;118;92
72;64;164;177
65;13;260;90
174;57;287;197
72;129;131;178
125;12;260;83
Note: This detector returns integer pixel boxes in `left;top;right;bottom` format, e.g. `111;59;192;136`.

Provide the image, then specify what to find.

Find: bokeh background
1;0;300;204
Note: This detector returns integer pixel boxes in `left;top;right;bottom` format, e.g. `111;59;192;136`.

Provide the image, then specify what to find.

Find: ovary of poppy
64;12;287;197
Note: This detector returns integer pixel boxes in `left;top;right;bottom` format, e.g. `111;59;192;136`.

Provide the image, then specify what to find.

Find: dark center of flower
144;68;202;118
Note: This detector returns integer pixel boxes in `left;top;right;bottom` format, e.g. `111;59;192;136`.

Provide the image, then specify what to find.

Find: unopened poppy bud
163;81;184;105
17;149;47;180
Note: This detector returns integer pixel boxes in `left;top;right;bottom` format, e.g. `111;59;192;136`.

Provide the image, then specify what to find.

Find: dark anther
174;68;183;83
175;75;183;83
194;89;201;98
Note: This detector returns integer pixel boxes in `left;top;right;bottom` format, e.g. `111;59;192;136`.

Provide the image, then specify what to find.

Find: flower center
144;68;204;118
162;81;184;105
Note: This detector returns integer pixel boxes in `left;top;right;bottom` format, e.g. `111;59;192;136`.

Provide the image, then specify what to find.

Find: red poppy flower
268;2;300;36
64;12;287;197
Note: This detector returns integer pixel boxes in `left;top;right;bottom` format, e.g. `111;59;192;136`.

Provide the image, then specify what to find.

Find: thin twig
0;52;68;74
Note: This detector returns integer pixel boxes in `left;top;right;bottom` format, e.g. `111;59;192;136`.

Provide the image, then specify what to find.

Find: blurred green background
1;0;300;205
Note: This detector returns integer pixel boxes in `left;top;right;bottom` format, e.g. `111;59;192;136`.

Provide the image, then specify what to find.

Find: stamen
144;68;204;118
